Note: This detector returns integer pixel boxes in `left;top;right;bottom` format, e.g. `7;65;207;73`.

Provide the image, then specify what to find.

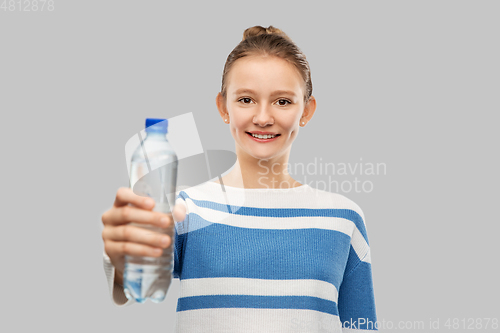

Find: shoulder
306;185;366;223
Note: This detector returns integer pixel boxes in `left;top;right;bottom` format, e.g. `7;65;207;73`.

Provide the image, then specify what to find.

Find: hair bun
242;25;291;42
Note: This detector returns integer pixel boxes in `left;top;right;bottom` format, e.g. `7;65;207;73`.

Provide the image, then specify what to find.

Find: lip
247;131;279;135
246;132;280;143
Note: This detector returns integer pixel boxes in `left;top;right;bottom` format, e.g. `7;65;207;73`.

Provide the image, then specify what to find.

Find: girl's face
217;55;316;162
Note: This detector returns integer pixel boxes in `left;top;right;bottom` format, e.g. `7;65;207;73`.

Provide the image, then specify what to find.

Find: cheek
282;116;300;132
229;117;249;139
230;111;252;132
283;115;302;139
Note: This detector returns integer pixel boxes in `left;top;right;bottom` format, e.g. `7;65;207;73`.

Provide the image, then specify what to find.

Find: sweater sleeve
173;191;189;279
102;251;135;307
337;210;378;331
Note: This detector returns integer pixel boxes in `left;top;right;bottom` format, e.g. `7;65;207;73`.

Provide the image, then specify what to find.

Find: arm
338;250;377;331
337;205;378;332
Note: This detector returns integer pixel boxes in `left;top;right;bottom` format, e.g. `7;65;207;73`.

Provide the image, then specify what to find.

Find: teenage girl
102;25;377;332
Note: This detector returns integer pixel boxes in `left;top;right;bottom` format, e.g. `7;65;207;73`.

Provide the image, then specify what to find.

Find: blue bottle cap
145;118;168;133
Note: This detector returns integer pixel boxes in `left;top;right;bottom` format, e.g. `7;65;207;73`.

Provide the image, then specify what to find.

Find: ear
300;96;317;126
216;92;229;121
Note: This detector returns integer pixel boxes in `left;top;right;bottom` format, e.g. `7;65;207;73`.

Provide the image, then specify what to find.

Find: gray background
1;1;498;332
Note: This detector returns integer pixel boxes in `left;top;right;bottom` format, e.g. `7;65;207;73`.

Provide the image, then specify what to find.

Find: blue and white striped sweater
172;181;377;332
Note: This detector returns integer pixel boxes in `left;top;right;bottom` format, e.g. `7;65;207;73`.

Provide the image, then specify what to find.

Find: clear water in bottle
124;118;178;303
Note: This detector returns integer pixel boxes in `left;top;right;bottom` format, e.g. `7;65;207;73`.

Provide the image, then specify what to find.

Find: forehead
226;55;304;95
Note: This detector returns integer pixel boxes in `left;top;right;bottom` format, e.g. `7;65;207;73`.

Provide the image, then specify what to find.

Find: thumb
172;203;186;223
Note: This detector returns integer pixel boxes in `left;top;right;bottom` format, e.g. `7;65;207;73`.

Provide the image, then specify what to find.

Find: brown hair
220;25;313;103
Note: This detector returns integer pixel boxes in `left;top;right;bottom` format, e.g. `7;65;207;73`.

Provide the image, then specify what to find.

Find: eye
238;97;253;104
276;99;291;106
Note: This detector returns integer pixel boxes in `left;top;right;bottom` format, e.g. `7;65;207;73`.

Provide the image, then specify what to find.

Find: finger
105;204;168;228
113;187;155;210
103;224;173;249
106;239;165;258
173;203;186;223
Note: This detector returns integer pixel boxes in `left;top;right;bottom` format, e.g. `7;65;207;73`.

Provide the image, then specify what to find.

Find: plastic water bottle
124;118;178;303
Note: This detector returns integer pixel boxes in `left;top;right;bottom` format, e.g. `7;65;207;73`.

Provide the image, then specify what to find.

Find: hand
101;187;186;285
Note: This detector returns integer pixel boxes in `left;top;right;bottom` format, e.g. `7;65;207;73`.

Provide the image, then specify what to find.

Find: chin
240;149;273;161
251;148;286;161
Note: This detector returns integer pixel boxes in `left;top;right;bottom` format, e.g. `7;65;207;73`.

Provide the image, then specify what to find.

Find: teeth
251;133;277;139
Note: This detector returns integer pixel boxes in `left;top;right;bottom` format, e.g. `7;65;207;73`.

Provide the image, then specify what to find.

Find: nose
253;105;274;127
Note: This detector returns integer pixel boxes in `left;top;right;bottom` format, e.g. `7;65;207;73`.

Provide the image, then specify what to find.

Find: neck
218;149;301;189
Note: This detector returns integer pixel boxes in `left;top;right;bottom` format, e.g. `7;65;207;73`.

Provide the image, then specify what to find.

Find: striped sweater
103;181;378;332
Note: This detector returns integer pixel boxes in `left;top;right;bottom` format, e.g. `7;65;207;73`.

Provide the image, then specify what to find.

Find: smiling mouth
246;132;281;140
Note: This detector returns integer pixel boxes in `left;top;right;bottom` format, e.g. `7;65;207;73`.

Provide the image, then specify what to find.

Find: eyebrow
233;89;297;97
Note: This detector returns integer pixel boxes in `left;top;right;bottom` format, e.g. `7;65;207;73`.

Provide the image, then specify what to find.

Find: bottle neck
145;131;167;140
